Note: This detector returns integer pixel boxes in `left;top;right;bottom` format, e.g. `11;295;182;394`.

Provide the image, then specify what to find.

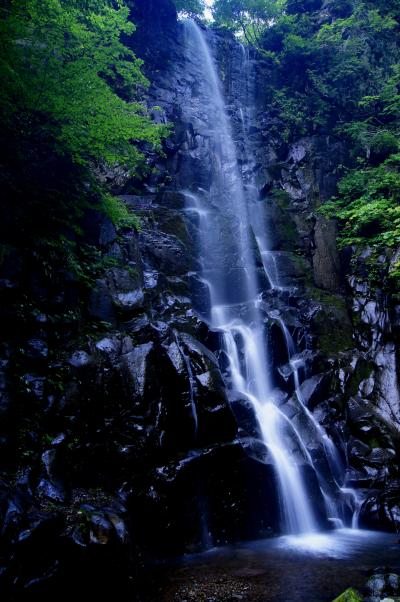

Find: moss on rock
332;588;363;602
307;288;353;354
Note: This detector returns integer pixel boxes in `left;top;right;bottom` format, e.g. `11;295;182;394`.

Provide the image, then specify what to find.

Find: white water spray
183;20;318;534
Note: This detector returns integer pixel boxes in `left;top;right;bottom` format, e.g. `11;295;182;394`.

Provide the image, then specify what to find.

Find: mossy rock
281;220;297;243
306;288;348;310
308;289;353;355
332;588;363;602
317;318;353;355
267;165;288;183
271;187;291;207
264;192;300;251
153;208;191;246
346;357;374;397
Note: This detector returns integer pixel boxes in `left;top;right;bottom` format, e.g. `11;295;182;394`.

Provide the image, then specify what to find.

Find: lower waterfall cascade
182;20;360;537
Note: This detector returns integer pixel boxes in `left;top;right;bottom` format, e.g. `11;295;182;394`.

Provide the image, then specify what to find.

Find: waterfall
235;42;362;531
182;20;366;537
183;20;318;535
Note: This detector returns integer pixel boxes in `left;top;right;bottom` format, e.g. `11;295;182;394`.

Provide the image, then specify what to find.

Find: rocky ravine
0;0;399;597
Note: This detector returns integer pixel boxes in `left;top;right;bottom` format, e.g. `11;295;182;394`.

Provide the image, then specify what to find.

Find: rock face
122;0;400;538
0;0;399;596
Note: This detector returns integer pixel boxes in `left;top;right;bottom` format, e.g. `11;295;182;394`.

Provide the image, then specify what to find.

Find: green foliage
229;0;398;142
332;588;363;602
102;194;141;231
0;0;167;297
287;0;322;15
174;0;206;17
320;156;400;251
370;131;399;162
27;233;127;293
0;0;167;168
215;0;399;282
212;0;286;47
320;46;400;264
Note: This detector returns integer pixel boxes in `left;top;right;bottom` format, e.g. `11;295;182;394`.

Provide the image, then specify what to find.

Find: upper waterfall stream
182;21;362;539
183;20;324;535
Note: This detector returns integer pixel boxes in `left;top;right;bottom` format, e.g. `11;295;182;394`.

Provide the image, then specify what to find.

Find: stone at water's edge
333;571;400;602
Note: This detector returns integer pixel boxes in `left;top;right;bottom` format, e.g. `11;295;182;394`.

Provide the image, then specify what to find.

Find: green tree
0;0;167;168
214;0;400;280
0;0;168;285
174;0;206;18
212;0;286;47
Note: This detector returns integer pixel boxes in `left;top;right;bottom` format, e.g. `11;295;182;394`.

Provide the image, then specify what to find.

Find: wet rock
141;230;192;275
368;448;396;466
99;219;117;247
230;396;261;439
0;359;8;390
36;476;64;503
311;300;353;355
106;241;124;262
174;333;237;444
313;217;341;291
278;361;295;382
37;449;66;503
22;374;46;400
119;342;155;409
68;350;93;369
107;267;144;313
26;338;48;361
157;190;188;209
298;374;328;409
0;278;16;290
83;209;117;247
131;444;280;555
348;437;371;463
94;336;121;362
0;392;10;428
366;572;400;600
240;436;270;464
143;269;159;290
89;278;116;324
152;206;192;247
118;194;156;210
107;511;128;544
89;513;115;545
120;313;150;336
51;433;66;446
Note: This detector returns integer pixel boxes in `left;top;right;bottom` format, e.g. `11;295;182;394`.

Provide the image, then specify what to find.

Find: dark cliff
0;0;399;598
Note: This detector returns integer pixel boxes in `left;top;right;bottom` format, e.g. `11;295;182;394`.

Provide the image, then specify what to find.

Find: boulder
107;267;144;314
89;279;116;324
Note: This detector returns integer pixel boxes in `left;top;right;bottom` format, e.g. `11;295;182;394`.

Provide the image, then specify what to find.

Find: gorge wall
0;0;399;597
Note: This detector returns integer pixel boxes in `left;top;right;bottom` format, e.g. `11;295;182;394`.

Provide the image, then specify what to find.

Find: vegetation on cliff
212;0;400;282
0;0;166;282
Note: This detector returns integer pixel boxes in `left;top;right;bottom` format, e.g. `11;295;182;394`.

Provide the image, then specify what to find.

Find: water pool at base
160;530;400;601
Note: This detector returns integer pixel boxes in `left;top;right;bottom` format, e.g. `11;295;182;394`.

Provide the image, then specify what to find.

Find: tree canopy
0;0;167;169
174;0;207;18
212;0;286;45
0;0;168;286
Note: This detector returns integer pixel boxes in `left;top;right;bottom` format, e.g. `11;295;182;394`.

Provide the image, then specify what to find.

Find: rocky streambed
156;531;400;602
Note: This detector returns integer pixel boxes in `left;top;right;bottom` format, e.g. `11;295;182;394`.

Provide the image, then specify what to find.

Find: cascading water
183;20;318;535
236;44;362;531
182;21;359;536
